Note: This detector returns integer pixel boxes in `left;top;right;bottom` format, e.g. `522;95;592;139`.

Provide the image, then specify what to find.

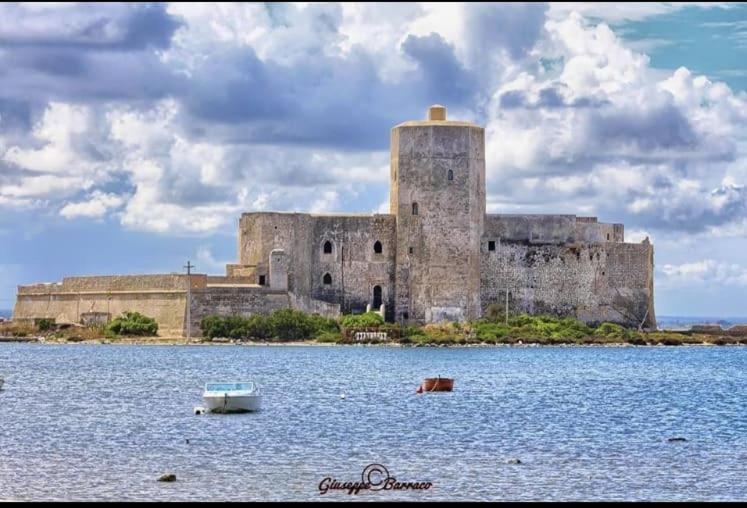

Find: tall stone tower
390;105;486;323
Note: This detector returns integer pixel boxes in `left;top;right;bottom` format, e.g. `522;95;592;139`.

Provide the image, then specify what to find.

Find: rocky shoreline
2;336;745;347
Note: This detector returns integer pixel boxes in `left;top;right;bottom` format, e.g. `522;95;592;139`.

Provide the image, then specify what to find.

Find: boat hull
421;378;454;392
202;393;261;413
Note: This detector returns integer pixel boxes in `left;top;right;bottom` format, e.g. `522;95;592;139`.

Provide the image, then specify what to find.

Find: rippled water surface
0;344;745;501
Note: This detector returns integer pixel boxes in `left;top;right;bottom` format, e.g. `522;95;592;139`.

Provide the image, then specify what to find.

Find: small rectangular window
409;247;414;254
488;241;495;251
258;275;266;286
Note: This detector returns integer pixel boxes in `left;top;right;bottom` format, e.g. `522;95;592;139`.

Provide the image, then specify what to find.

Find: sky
1;2;746;317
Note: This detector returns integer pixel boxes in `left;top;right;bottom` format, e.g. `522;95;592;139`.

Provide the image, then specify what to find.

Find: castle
13;105;656;335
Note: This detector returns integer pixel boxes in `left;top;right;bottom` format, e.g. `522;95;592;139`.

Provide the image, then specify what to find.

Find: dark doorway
372;285;382;309
323;241;332;254
258;275;266;286
374;240;382;254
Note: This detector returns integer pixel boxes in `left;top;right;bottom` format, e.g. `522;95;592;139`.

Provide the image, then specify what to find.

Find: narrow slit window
412;202;418;215
409;247;414;254
448;169;454;181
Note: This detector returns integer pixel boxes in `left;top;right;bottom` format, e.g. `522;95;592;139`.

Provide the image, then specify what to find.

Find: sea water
0;344;745;501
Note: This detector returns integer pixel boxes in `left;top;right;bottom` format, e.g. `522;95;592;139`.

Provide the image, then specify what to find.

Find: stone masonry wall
238;212;396;319
14;288;188;336
189;286;290;334
481;216;655;328
391;120;485;323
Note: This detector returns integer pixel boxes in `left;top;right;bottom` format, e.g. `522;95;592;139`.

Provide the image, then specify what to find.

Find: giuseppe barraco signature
318;464;433;495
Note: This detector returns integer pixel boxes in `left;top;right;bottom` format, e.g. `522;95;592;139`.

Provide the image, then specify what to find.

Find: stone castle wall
12;105;657;333
481;215;655;328
14;274;342;337
14;274;193;336
487;214;623;245
238;212;396;318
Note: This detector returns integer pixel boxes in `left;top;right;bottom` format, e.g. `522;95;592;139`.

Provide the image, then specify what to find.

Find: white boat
202;381;261;413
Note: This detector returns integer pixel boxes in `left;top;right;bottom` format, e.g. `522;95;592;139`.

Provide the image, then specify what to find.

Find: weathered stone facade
13;104;656;334
234;105;655;328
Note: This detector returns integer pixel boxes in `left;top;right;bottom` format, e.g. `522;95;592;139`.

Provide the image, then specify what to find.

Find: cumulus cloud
659;259;747;288
0;1;745;245
484;12;747;233
59;191;125;219
0;3;181;50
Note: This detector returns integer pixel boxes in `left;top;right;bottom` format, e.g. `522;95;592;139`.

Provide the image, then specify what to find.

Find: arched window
323;273;332;285
373;240;382;254
448;169;453;181
412;202;419;215
373;285;382;308
323;241;332;254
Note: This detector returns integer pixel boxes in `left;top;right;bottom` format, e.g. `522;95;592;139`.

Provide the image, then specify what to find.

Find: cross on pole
184;261;194;341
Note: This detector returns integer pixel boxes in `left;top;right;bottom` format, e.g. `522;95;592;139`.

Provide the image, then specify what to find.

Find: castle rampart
13;104;656;334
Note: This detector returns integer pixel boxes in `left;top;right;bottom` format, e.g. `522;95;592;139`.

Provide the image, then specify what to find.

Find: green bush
246;315;274;340
474;321;510;342
307;314;340;334
34;318;56;332
200;311;338;341
225;316;273;340
105;311;158;336
315;330;343;343
200;315;227;339
594;322;628;339
403;325;427;340
268;309;315;341
340;312;384;329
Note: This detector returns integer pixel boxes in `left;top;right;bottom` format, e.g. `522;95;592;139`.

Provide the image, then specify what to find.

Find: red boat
417;377;454;393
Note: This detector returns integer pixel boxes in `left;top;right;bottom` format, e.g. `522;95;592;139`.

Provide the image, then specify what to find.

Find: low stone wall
206;275;255;285
15;273;345;338
342;326;400;342
13;290;188;336
189;286;291;334
288;292;341;319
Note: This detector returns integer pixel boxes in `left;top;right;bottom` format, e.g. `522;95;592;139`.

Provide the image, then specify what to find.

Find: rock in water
158;473;177;482
668;437;688;442
506;458;522;465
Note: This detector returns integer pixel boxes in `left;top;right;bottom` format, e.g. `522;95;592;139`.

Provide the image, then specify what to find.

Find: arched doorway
372;285;382;309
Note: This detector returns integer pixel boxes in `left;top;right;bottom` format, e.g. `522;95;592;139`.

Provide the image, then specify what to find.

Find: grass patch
340;312;384;329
